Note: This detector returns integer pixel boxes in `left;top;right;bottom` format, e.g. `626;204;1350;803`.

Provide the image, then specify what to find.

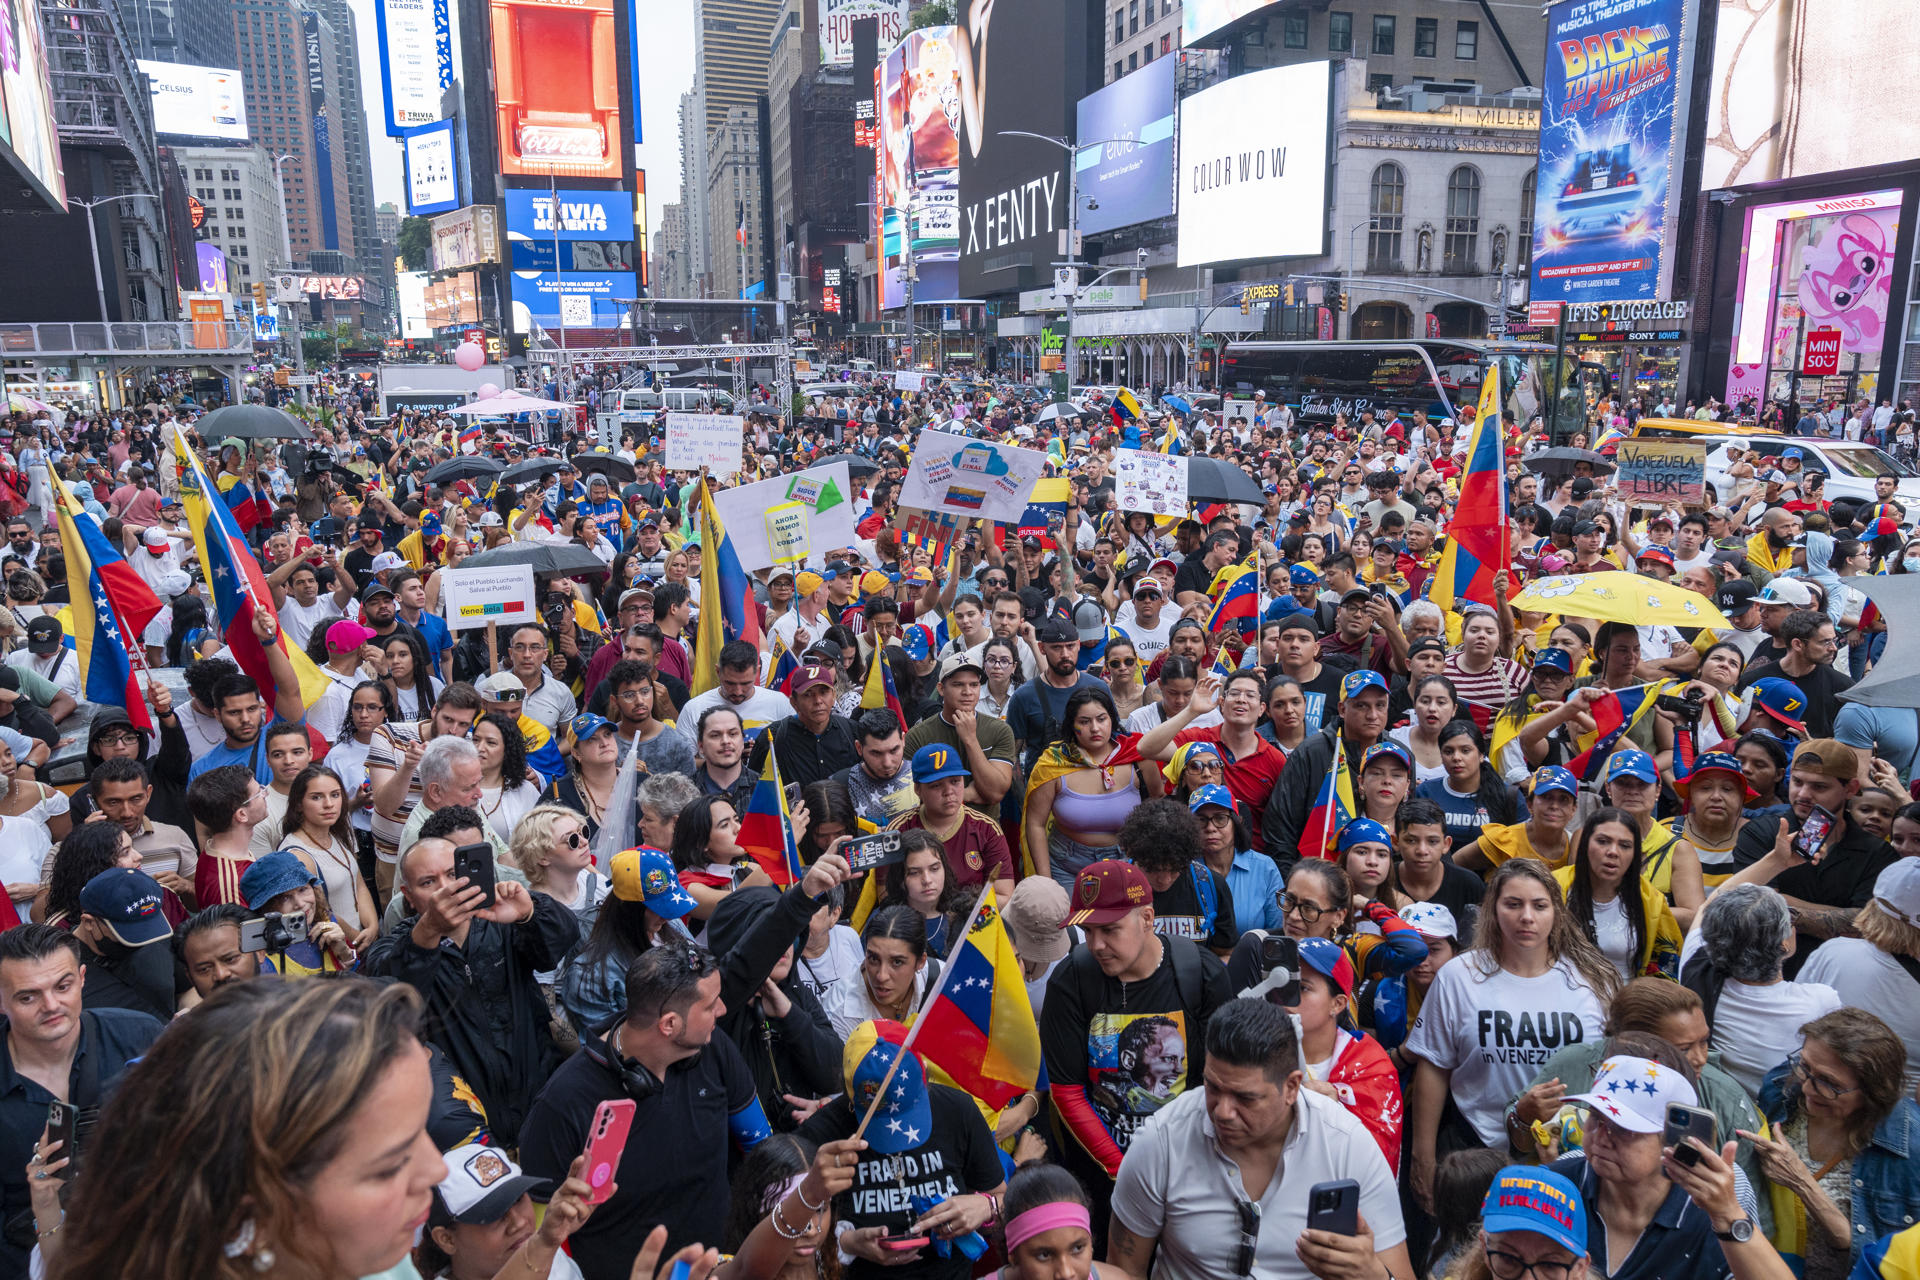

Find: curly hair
473;710;527;789
44;823;131;926
1118;798;1206;876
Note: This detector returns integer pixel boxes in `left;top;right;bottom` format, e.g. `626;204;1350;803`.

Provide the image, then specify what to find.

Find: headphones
581;1028;664;1103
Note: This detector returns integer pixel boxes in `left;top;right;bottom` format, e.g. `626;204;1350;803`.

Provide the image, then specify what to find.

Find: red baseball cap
790;663;835;695
1062;860;1153;928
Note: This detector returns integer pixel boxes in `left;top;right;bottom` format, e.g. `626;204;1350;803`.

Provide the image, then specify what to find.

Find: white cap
434;1144;544;1224
370;551;407;572
1399;901;1458;941
1567;1055;1700;1135
141;526;170;547
1873;860;1920;928
479;671;526;697
1755;578;1814;606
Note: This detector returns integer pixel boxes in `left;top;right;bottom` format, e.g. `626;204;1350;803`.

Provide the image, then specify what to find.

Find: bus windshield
1217;341;1600;429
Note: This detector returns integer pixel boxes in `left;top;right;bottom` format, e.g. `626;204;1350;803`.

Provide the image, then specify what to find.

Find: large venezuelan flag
1206;558;1260;639
908;887;1041;1111
738;732;804;885
51;482;162;733
1429;368;1508;613
1566;681;1670;781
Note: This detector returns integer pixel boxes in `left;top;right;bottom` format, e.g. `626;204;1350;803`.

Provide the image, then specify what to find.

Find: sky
345;0;696;242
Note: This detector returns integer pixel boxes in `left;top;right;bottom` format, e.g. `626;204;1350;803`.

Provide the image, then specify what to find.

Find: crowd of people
0;366;1915;1280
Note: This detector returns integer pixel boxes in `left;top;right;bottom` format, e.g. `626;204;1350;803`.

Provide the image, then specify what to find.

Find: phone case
583;1098;635;1204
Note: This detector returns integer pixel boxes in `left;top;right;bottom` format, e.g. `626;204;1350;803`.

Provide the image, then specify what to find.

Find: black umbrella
809;453;880;477
424;456;505;485
1184;456;1263;506
462;541;608;577
1521;447;1615;477
500;458;565;486
196;404;310;440
1839;576;1920;708
569;451;637;484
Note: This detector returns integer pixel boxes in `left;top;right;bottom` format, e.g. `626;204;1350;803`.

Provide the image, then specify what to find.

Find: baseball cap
478;671;526;699
79;868;173;947
1792;737;1858;782
911;742;969;783
1341;669;1388;699
1675;751;1757;801
1784;446;1805;459
636;512;661;529
900;624;936;662
1407;636;1448;660
237;850;320;914
1338;587;1374;609
569;712;615;744
1072;597;1109;644
1715;580;1759;614
790;663;836;695
1755;578;1813;607
1635;545;1675;568
1872;859;1920;929
842;1020;933;1155
1400;901;1459;941
1532;646;1573;675
609;848;697;920
937;653;984;683
140;525;169;548
1187;783;1237;815
1289;562;1322;586
1571;519;1600;536
1133;578;1164;599
1482;1167;1587;1257
1337;818;1394;851
1603;749;1658;786
795;570;825;596
1297;936;1358;1001
1062;860;1153;927
1529;764;1580;798
433;1144;546;1226
370;551;407;573
24;615;60;655
1361;741;1413;773
1035;617;1078;645
322;619;376;655
619;586;654;608
1148;556;1178;576
1751;677;1809;735
1568;1054;1701;1135
1002;878;1071;965
359;580;395;603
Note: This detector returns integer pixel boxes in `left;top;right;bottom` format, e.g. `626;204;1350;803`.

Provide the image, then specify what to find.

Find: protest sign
765;502;810;564
898;429;1046;524
1616;439;1705;505
895;371;927;392
664;412;745;476
440;564;537;632
1113;451;1189;518
711;462;856;570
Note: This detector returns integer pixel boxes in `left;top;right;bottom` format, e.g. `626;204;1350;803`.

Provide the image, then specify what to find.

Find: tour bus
1216;339;1610;431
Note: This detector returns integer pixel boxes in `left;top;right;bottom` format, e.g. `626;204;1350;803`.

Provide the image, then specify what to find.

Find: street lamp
74;193;160;327
269;152;308;406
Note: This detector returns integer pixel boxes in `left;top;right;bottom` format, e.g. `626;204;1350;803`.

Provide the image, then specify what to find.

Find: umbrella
569;451;637;484
1838;576;1920;708
1508;572;1731;628
444;390;574;416
500;457;565;486
1161;393;1194;416
462;541;608;577
7;393;51;415
424;456;505;485
1521;447;1614;477
808;452;880;477
1033;401;1089;424
1184;456;1263;507
194;404;310;440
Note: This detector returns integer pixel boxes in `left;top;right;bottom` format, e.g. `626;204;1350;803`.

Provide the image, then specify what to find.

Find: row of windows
1114;0;1174;43
188;168;242;182
1364;162;1534;272
1287;12;1477;60
1114;32;1172;78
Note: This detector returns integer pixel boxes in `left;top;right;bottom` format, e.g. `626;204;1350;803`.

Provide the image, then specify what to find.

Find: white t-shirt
0;810;54;911
1405;953;1609;1146
677;686;795;740
5;650;79;702
1591;895;1635;982
279;594;345;651
794;924;864;1006
1708;977;1844;1096
1787;938;1917;1092
323;735;375;832
1120;613;1174;663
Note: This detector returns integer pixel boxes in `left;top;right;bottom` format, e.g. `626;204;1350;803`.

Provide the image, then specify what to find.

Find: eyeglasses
1186;758;1223;774
615;689;650;702
1198;812;1235;829
1233;1199;1261;1277
1788;1051;1860;1100
1279;892;1332;922
1485;1248;1574;1280
509;643;548;655
96;732;142;747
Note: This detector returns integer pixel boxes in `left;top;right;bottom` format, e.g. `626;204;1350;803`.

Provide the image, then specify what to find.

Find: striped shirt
1442;653;1527;731
365;720;431;864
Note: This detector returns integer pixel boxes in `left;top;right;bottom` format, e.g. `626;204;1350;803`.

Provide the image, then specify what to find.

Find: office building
175;143;288;287
123;0;238;66
706;104;763;298
677;88;711;295
656;201;692;297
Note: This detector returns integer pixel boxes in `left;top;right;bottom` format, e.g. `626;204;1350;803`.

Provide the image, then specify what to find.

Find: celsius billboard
1075;59;1175;235
821;0;907;67
877;28;961;310
139;62;248;141
1530;0;1700;305
490;0;622;181
1175;62;1331;267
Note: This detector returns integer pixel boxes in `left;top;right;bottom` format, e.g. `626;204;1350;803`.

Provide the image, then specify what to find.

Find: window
1367;71;1394;92
1128;49;1137;69
1456;20;1478;59
1368;162;1405;268
1415;17;1436;56
1328;11;1351;51
1518;169;1536;268
1115;60;1123;80
1444;165;1481;271
1114;10;1123;45
1142;42;1152;61
1129;0;1138;34
1372;14;1394;54
1161;33;1171;53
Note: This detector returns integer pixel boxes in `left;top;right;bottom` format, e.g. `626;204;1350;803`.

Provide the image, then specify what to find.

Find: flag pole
851;882;994;1142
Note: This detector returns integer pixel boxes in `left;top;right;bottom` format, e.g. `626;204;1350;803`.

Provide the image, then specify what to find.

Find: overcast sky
346;0;695;242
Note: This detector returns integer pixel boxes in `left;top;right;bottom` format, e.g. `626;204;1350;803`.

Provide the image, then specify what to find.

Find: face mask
1906;557;1920;574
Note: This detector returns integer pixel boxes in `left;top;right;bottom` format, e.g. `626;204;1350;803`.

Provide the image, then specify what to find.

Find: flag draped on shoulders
51;481;162;731
1566;681;1670;781
1205;553;1259;639
1429;368;1508;613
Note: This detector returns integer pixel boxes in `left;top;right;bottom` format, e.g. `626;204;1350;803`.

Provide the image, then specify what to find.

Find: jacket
1760;1062;1920;1264
1261;725;1367;865
65;704;195;831
1552;865;1682;980
363;892;580;1146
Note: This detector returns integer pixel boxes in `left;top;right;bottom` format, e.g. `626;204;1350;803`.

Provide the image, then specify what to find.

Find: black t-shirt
1732;812;1899;976
1172;554;1216;600
1294;664;1348;736
1151;863;1239;954
798;1085;1005;1280
342;545;379;591
1737;659;1854;739
1396;863;1486;939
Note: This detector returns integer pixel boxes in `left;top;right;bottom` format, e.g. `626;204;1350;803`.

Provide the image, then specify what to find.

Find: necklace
576;769;610;820
480;780;506;817
1683;815;1736;850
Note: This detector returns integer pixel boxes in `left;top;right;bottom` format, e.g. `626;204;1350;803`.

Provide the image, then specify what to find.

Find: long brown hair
1469;859;1620;1002
51;979;426;1280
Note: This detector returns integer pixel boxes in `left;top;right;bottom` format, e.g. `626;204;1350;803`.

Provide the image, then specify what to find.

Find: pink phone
881;1237;931;1251
582;1099;635;1204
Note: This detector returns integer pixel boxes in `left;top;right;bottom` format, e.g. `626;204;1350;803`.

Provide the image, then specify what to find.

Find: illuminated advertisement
1530;0;1699;305
403;120;459;215
1724;188;1904;404
374;0;453;135
139;61;248;141
300;276;364;299
425;271;482;326
196;243;229;294
505;187;636;332
821;0;907;66
491;0;622;181
1182;0;1280;47
509;270;636;332
302;10;340;251
1175;62;1332;267
431;204;501;271
0;0;65;210
877;28;961;311
1076;59;1175;235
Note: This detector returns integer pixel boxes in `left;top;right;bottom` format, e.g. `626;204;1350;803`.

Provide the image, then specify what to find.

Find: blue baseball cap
79;868;172;947
900;625;934;662
238;850;321;914
610;848;697;920
1603;749;1658;786
1188;783;1237;815
1341;669;1388;700
911;742;969;783
1361;740;1413;773
569;712;616;744
1532;646;1573;675
1750;676;1808;735
1337;818;1394;852
1783;446;1805;459
1482;1166;1587;1257
1529;764;1579;798
1676;751;1758;801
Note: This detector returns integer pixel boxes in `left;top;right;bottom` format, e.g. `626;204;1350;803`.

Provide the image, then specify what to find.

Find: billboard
1075;59;1175;235
821;0;907;66
195;242;229;294
1530;0;1698;305
374;0;454;135
0;0;65;209
139;61;248;141
505;187;636;332
1175;62;1332;268
431;204;502;270
877;28;962;310
425;271;482;326
403;120;459;214
508;270;636;332
491;0;622;181
1182;0;1280;47
300;275;364;299
301;10;340;251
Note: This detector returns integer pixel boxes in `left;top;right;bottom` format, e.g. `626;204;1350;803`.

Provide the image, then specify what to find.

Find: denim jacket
1760;1062;1920;1259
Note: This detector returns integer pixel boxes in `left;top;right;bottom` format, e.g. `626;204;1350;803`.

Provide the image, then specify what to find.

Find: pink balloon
453;342;484;372
476;382;500;399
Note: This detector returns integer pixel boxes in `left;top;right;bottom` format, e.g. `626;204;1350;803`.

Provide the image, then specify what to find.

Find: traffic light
252;282;268;310
1283;282;1295;306
1239;292;1251;315
1337;292;1350;313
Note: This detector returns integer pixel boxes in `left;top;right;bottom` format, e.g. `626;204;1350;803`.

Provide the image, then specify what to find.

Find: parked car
1694;435;1920;508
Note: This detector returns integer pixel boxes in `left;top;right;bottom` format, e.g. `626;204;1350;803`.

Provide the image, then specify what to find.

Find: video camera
1236;930;1301;1007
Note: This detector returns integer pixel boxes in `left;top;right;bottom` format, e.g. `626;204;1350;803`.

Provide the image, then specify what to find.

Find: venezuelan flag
909;886;1041;1112
738;732;804;885
861;646;907;734
1429;366;1508;613
1017;476;1071;538
690;478;765;698
1566;681;1670;781
1299;734;1358;860
1109;387;1143;426
51;482;162;733
1205;559;1259;639
765;633;799;692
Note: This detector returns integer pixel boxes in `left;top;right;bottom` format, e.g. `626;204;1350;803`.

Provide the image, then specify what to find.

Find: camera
541;591;570;628
1656;687;1706;725
1240;931;1302;1007
239;910;307;953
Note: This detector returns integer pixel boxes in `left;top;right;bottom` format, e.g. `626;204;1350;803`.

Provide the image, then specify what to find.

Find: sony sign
1176;61;1332;268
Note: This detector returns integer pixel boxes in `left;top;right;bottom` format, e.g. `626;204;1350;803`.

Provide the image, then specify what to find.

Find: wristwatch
1715;1218;1755;1243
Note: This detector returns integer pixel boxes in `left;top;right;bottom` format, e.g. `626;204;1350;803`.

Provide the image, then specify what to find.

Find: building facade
174;142;288;289
677;88;711;295
655;201;692;297
706;104;764;299
123;0;237;66
1234;0;1544;97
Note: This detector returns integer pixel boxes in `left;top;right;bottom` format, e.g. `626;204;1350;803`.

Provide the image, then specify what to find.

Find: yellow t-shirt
1476;821;1573;870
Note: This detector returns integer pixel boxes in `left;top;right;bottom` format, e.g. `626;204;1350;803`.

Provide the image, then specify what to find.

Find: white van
617;385;737;425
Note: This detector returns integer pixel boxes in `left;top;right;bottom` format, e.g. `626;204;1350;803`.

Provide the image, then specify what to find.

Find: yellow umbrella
1508;571;1733;629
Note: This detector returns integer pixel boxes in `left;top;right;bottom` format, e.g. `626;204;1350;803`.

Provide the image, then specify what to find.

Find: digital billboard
1182;0;1280;47
374;0;454;136
196;242;229;294
403;120;459;215
1530;0;1699;305
431;204;502;270
505;187;636;332
0;0;65;210
1175;62;1331;268
491;0;622;180
509;271;636;331
877;28;961;310
821;0;907;66
1076;59;1175;235
139;62;248;141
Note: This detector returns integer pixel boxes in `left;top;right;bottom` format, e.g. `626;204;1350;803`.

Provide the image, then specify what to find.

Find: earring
224;1218;276;1271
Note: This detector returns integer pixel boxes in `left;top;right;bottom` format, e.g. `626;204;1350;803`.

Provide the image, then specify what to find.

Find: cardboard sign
1112;450;1189;518
440;564;538;632
1616;438;1706;506
765;501;810;565
898;429;1047;523
664;411;745;477
710;462;857;571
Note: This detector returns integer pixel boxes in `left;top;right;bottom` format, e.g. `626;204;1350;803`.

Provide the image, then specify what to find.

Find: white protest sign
440;564;538;632
664;411;745;476
897;429;1047;524
895;371;927;392
1112;450;1189;518
710;462;857;571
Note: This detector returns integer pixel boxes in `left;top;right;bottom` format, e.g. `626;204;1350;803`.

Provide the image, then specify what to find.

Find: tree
397;217;433;273
303;331;336;364
907;0;954;30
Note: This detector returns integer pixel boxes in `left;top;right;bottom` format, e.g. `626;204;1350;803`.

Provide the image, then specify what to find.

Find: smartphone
1664;1102;1718;1167
452;842;497;908
881;1237;931;1251
581;1098;635;1205
44;1100;76;1168
1792;805;1837;861
783;781;802;813
843;830;907;873
1307;1180;1360;1237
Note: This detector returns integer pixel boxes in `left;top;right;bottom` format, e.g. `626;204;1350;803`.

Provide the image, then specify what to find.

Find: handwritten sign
440;564;537;632
1113;450;1190;518
664;411;745;477
1616;438;1705;506
898;429;1046;523
895;371;927;392
765;501;810;564
710;462;857;571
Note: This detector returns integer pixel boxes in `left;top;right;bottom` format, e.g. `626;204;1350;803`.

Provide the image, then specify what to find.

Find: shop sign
1802;328;1842;376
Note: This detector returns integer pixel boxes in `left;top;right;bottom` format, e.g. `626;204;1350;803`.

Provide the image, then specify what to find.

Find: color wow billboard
374;0;454;136
1175;62;1331;268
505;187;637;333
139;61;248;141
1075;58;1175;235
490;0;622;180
403;120;459;215
821;0;907;67
877;27;961;310
1530;0;1699;305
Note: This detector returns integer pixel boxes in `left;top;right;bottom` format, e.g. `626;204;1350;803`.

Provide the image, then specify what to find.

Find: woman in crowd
1406;859;1616;1208
716;1134;867;1280
276;764;379;951
990;1160;1138;1280
508;804;609;932
38;821;176;928
323;680;392;873
1795;860;1920;1097
541;713;624;843
474;711;545;844
1455;765;1579;873
1669;751;1757;890
1192;783;1283;937
382;630;443;721
1491;647;1578;780
793;882;862;1008
978;636;1023;721
412;1145;600;1280
1415;720;1527;855
875;829;963;959
670;795;776;925
1892;801;1920;858
1161;741;1225;807
1304;491;1346;554
1362;902;1460;1063
558;846;698;1037
1594;748;1704;929
1339;818;1400;912
1279;856;1428;982
1100;635;1146;722
1734;733;1793;814
1391;675;1462;783
1357;741;1415;826
822;904;936;1040
1023;687;1146;889
1552;806;1682;982
1290;936;1404;1173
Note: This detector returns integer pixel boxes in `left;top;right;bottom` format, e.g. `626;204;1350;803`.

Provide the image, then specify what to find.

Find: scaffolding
559;342;796;416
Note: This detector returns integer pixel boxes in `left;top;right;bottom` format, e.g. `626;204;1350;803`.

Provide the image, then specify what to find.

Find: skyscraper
122;0;237;67
695;0;778;133
677;88;710;295
309;0;378;274
229;0;349;264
